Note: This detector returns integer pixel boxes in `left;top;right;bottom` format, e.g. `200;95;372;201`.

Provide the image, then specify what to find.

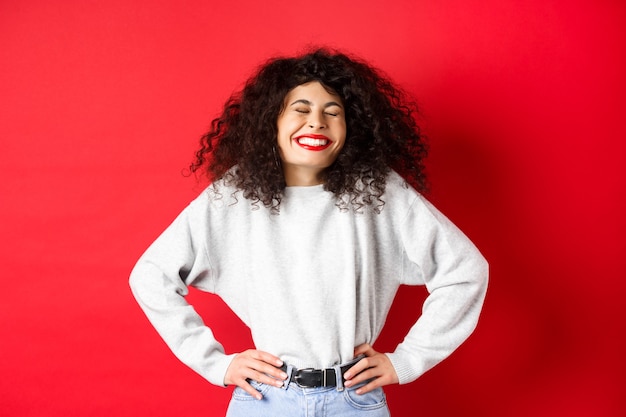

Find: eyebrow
289;99;343;108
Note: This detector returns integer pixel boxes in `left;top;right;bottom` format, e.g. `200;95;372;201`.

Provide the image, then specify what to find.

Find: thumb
354;343;374;357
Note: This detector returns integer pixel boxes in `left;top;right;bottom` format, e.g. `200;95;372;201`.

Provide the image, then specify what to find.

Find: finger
235;363;287;386
228;368;284;391
354;377;384;395
347;365;397;392
225;351;288;387
344;354;375;380
249;351;288;381
246;360;288;382
245;368;288;388
345;355;396;384
241;350;288;381
240;380;264;400
253;350;284;368
344;365;379;386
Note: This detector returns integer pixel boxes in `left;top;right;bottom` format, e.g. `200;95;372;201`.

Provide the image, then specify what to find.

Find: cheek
337;126;347;147
276;120;291;141
337;120;347;139
278;117;303;136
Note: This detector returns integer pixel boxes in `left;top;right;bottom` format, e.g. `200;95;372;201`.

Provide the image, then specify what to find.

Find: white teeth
297;138;328;146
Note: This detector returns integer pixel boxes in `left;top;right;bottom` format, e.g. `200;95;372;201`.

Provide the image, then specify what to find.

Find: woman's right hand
224;349;289;399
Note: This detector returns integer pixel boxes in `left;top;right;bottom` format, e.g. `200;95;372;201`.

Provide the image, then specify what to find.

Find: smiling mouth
294;134;332;151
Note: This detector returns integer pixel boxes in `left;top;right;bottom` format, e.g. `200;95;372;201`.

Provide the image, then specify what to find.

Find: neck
283;166;325;186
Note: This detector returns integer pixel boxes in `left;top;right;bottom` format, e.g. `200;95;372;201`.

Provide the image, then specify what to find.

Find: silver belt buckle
294;368;315;388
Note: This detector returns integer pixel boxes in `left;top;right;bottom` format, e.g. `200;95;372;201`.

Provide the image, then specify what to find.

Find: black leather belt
280;357;362;388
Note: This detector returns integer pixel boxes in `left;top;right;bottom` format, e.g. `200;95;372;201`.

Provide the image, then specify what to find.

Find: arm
346;195;488;392
128;197;236;386
129;195;288;396
389;195;489;384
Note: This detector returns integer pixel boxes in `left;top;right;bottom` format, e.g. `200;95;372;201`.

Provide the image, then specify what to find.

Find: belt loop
333;363;344;391
281;364;294;390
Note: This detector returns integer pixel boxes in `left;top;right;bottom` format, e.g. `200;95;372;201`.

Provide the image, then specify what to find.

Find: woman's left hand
343;343;399;394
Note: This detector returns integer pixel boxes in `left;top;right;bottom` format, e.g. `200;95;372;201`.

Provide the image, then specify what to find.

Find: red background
1;1;625;416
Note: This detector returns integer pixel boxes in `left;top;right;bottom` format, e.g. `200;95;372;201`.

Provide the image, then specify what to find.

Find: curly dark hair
190;48;428;213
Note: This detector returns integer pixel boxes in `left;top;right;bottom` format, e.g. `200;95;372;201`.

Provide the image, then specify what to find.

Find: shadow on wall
382;123;507;416
386;118;623;416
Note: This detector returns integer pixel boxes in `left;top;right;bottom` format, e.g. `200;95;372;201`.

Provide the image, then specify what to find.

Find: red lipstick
293;134;332;151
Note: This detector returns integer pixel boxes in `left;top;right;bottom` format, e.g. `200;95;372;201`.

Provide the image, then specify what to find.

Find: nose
308;112;326;129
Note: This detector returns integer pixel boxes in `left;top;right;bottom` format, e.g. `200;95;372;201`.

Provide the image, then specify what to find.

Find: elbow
471;254;489;312
478;254;489;291
472;252;489;302
128;262;147;299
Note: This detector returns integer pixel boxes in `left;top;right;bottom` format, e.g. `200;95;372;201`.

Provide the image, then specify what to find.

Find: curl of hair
189;48;428;213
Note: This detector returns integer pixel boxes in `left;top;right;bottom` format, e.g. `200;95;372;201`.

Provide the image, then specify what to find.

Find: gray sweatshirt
129;171;488;387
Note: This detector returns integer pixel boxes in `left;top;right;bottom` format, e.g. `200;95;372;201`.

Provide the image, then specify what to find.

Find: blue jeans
226;380;390;417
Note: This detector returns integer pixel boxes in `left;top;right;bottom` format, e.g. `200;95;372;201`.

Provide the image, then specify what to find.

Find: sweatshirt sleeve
386;195;489;384
128;194;236;387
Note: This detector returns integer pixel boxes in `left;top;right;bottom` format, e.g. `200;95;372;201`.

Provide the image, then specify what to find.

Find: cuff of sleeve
205;353;238;387
385;351;425;385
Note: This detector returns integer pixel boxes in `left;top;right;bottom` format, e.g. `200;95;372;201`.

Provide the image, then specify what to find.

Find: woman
129;48;488;416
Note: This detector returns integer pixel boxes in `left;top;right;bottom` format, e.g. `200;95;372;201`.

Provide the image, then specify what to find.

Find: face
276;81;347;186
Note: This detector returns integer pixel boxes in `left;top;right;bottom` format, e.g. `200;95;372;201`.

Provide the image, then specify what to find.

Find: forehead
284;81;341;102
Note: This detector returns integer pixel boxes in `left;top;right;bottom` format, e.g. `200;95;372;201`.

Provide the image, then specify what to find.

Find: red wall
1;1;624;416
